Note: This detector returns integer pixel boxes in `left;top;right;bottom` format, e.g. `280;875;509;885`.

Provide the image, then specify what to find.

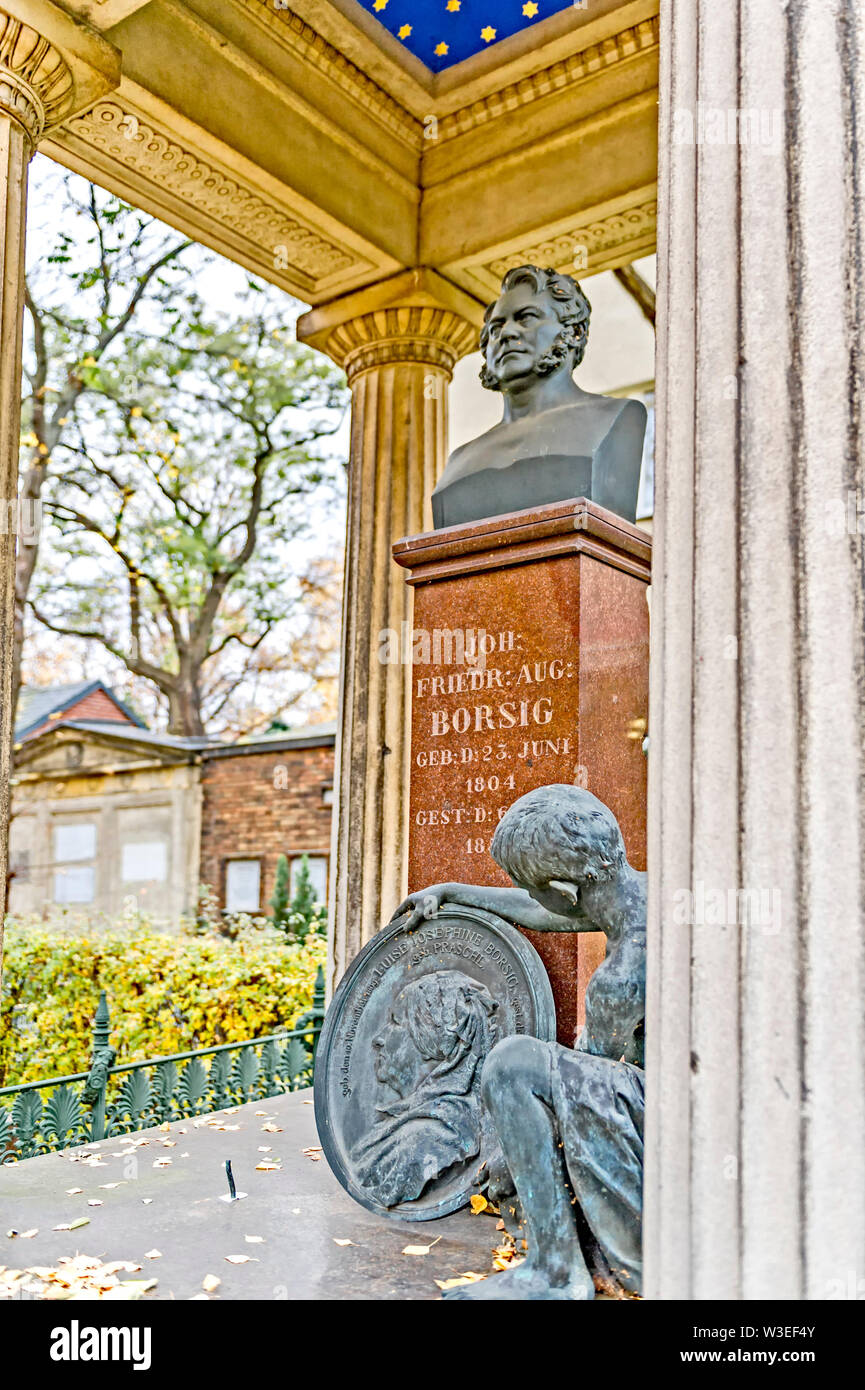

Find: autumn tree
18;164;195;713
22;166;348;736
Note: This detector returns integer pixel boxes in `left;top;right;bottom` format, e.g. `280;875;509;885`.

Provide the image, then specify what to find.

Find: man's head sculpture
352;969;501;1209
479;265;592;392
431;261;645;528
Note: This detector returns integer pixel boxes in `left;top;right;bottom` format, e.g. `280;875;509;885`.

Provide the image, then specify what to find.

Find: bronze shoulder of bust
431;267;647;531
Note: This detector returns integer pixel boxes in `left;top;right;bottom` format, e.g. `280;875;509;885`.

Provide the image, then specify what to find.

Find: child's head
491;785;626;913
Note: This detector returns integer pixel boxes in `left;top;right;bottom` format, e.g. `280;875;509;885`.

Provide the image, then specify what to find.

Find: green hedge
0;914;326;1087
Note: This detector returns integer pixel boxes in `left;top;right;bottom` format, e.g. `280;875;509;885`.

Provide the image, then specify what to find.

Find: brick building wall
199;736;335;912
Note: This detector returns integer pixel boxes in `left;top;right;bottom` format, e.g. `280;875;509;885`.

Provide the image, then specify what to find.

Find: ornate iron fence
0;967;325;1163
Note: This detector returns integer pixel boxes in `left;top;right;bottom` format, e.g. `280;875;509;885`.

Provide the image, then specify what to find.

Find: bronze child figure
393;784;646;1300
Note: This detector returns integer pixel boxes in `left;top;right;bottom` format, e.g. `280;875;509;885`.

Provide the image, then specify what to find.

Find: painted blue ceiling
354;0;576;73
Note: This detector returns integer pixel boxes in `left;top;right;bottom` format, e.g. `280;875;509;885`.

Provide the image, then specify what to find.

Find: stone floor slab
0;1090;500;1301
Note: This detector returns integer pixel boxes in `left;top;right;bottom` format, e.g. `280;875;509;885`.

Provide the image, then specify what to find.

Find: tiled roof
14;681;144;742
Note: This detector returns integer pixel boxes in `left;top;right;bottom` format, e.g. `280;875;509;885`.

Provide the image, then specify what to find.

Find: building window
54;823;96;862
53;821;96;905
290;855;329;905
54;866;95;904
225;859;261;913
122;841;168;883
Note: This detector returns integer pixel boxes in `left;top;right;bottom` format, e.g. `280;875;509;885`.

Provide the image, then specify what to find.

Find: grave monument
316;266;651;1275
393;265;651;1043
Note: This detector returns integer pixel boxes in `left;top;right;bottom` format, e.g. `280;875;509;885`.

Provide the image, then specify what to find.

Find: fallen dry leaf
224;1255;258;1265
402;1237;442;1256
492;1235;523;1272
0;1255;157;1304
99;1183;122;1191
66;1188;83;1196
257;1146;272;1153
244;1236;264;1244
53;1218;90;1232
87;1200;103;1208
144;1250;162;1260
302;1146;322;1161
333;1239;355;1247
434;1273;487;1290
152;1159;172;1168
261;1122;282;1134
202;1274;221;1293
470;1194;489;1215
141;1199;153;1206
255;1161;280;1172
101;1279;157;1301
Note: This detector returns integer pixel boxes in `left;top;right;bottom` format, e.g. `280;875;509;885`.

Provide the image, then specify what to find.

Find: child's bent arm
441;883;582;933
391;882;581;932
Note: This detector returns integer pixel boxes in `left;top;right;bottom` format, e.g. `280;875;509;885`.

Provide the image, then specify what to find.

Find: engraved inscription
411;634;584;870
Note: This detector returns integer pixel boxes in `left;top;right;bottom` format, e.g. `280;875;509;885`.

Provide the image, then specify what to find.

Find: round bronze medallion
314;906;556;1221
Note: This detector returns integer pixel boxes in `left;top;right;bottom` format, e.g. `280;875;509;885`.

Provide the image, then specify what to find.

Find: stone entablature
39;0;658;306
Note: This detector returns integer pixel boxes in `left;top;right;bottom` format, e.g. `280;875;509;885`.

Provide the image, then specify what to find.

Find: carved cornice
252;0;422;147
0;9;73;142
327;307;478;384
250;3;657;149
487;198;658;284
63;98;372;286
437;17;659;143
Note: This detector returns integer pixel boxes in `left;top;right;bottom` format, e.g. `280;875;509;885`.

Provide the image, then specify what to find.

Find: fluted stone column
0;5;118;976
646;0;865;1299
298;272;480;993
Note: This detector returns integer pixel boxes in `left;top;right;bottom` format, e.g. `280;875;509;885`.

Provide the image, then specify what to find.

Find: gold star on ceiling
398;23;412;39
523;1;540;16
446;2;461;12
435;42;449;56
480;26;497;43
372;0;388;11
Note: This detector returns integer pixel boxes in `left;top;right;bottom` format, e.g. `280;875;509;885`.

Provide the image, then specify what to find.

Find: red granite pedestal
392;498;651;1047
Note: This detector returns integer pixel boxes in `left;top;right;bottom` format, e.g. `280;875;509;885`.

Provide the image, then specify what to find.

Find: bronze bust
432;266;647;530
